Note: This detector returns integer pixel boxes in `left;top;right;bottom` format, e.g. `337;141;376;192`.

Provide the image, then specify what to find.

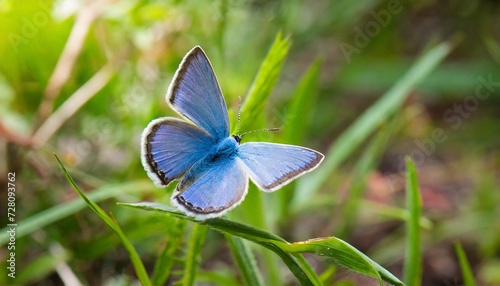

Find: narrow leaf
226;235;265;286
279;58;322;221
120;202;321;285
237;32;291;133
294;41;454;209
119;202;404;286
152;221;186;285
284;57;322;144
0;180;153;245
338;116;399;237
403;158;422;286
455;241;476;286
182;224;208;286
54;154;152;286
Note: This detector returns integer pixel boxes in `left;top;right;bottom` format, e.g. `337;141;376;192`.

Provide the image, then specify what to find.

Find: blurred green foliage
1;0;499;285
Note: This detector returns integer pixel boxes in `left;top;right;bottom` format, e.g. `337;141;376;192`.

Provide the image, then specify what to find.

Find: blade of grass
121;203;321;285
281;238;403;286
182;224;208;286
363;201;433;230
293;41;454;210
278;57;322;221
284;57;322;145
337;115;400;238
455;241;476;286
403;157;422;286
0;180;153;245
226;235;265;286
318;265;336;285
152;221;186;285
120;202;405;286
241;185;282;285
197;270;241;285
54;154;152;286
263;243;320;286
15;249;70;284
237;31;291;133
483;35;500;65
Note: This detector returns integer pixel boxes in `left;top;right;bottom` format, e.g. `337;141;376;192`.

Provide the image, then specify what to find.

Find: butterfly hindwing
141;117;214;187
237;142;324;192
167;46;229;141
171;155;248;219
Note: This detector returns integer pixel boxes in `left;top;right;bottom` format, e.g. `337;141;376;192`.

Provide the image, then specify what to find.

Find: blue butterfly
141;46;324;220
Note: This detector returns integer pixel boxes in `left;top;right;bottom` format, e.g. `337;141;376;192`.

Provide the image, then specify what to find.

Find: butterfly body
141;46;324;220
209;136;240;162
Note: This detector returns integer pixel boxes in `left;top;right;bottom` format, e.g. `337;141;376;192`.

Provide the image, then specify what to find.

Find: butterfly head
232;135;242;144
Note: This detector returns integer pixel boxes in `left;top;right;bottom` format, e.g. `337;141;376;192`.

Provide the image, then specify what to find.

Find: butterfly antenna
237;96;242;134
239;128;280;138
236;96;279;138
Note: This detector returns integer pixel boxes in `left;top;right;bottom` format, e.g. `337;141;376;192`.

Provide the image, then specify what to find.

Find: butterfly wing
167;46;229;141
141;117;214;187
237;142;324;192
171;156;248;219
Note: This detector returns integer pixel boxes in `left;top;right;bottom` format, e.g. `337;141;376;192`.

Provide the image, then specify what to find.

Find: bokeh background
1;0;500;285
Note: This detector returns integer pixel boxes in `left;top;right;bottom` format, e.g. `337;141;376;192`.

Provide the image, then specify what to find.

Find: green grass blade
318;265;336;285
455;241;476;286
263;244;319;286
363;201;433;230
16;250;70;284
226;235;265;286
403;158;422;286
338;117;399;238
237;32;291;133
293;41;454;209
119;202;405;286
54;154;152;286
241;186;282;285
282;238;406;286
278;58;322;220
284;57;322;144
182;224;208;286
0;180;153;245
483;35;500;65
120;202;321;285
152;221;186;285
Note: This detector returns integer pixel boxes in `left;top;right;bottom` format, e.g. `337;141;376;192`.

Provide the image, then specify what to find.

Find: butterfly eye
232;135;242;144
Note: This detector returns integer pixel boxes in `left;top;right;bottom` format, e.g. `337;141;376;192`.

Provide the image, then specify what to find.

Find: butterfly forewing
167;46;230;141
237;142;324;192
141;117;214;187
